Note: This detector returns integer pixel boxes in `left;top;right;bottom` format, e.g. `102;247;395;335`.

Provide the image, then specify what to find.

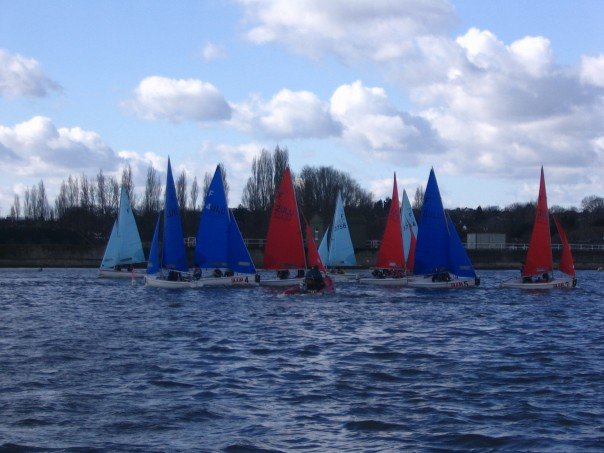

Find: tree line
3;146;603;245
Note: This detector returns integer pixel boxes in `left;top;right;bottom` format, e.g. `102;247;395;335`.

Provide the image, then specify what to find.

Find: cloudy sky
1;0;603;214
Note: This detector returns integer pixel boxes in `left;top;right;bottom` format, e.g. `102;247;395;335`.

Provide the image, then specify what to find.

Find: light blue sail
227;210;256;274
100;187;145;269
194;165;230;268
446;214;476;278
414;169;451;275
318;227;329;265
146;212;161;275
327;192;356;266
161;158;189;272
401;189;418;263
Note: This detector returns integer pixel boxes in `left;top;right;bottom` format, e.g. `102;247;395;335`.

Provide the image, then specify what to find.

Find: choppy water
1;268;603;452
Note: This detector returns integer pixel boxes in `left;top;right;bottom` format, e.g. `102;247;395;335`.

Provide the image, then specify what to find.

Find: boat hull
98;268;145;279
260;277;305;287
357;277;409;286
144;275;193;289
192;275;258;287
500;277;576;289
408;275;479;289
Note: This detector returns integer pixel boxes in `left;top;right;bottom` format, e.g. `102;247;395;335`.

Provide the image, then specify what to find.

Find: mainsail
327;192;356;266
376;173;405;269
161;158;188;272
100;187;145;269
263;167;306;270
523;167;553;277
401;189;418;272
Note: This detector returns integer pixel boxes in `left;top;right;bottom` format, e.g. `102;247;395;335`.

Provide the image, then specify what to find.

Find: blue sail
446;215;476;278
194;165;230;268
100;187;145;269
228;210;256;274
413;169;450;275
161;159;189;272
147;212;161;275
328;192;356;266
318;227;329;265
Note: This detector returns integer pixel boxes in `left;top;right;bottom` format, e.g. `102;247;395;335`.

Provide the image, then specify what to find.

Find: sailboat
285;222;335;294
99;186;146;278
408;169;480;288
190;165;258;287
260;167;307;287
500;167;577;289
318;192;356;281
144;158;191;289
359;173;408;286
401;189;418;273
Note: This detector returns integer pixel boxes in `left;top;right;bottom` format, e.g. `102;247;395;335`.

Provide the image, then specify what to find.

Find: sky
1;0;603;215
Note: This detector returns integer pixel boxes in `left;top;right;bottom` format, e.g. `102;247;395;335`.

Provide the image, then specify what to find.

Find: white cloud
240;0;455;63
0;49;61;98
580;54;604;87
124;76;232;123
201;42;227;61
330;81;442;158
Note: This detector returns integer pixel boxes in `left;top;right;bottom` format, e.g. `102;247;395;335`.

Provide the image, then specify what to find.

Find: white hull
145;274;258;289
408;275;479;289
192;274;258;287
144;275;193;289
326;273;357;282
500;276;576;289
357;277;409;286
98;268;145;279
260;277;305;287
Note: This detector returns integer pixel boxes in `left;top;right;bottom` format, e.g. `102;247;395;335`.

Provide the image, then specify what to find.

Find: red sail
376;174;405;269
263;167;306;270
553;216;576;277
523;167;553;276
305;222;326;271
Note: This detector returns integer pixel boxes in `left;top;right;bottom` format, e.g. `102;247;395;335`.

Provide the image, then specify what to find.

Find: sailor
304;265;326;291
277;269;290;279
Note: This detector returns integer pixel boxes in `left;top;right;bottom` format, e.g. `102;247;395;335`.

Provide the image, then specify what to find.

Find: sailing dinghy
358;173;408;286
260;167;308;287
190;165;258;287
99;186;145;278
144;158;192;289
408;169;479;288
500;168;577;289
318;191;357;281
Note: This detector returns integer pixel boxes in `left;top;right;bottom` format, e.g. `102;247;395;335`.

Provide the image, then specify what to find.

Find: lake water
1;268;603;452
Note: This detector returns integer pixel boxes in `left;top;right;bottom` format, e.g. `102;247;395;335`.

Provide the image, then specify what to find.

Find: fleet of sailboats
99;159;578;292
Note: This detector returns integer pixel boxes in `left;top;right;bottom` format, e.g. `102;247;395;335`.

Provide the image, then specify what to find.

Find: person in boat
213;268;223;278
127;265;134;272
193;267;202;280
167;270;181;281
114;265;122;271
432;267;451;282
372;268;385;279
305;265;326;291
277;269;290;279
296;269;305;278
224;269;234;277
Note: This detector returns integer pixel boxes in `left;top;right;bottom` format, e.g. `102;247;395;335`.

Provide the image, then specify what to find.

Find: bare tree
242;149;275;212
109;176;119;213
80;173;95;212
67;174;79;207
120;164;135;207
96;169;111;215
413;186;425;211
202;172;212;203
55;181;69;218
190;176;199;211
142;164;162;215
272;145;289;192
10;194;21;219
176;170;188;210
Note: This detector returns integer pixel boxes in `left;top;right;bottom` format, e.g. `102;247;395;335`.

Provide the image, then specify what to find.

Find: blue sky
1;0;603;215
